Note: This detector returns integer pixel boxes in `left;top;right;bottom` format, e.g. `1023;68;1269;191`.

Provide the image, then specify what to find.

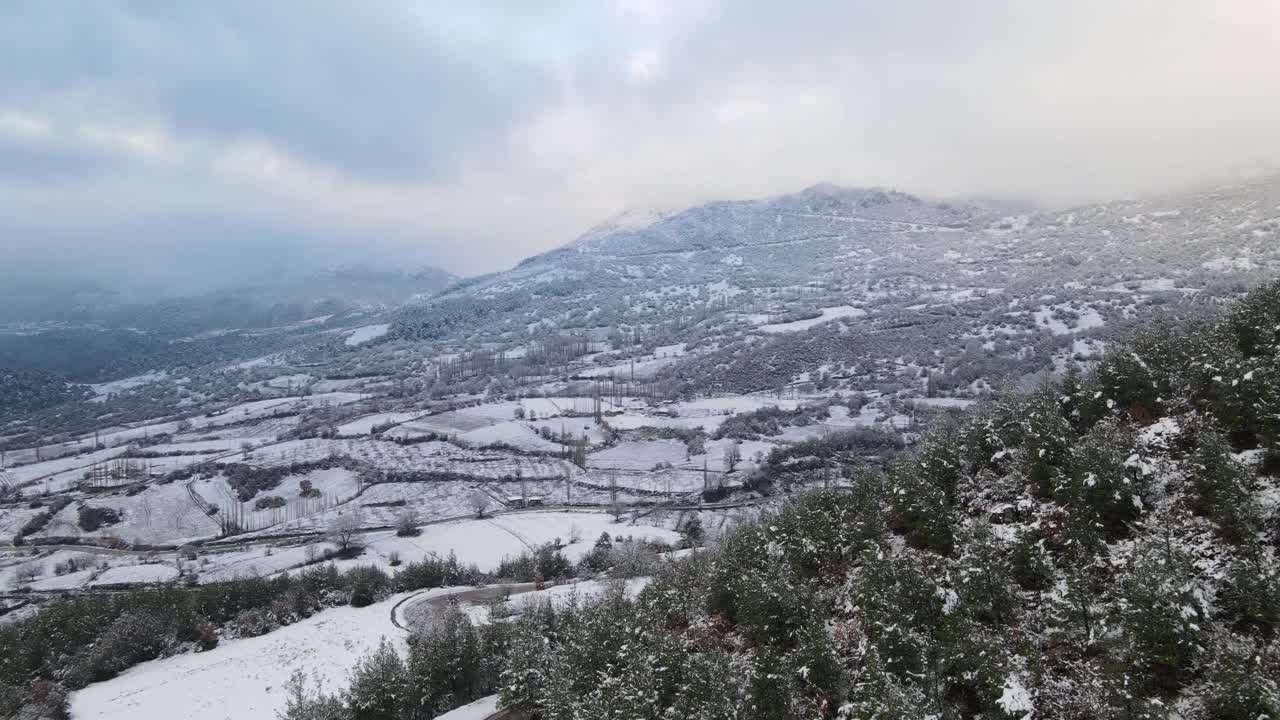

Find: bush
77;505;122;532
395;509;421;537
253;495;286;510
394;553;481;591
344;565;392;608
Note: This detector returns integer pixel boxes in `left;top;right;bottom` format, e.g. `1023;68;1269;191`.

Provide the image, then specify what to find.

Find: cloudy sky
3;0;1279;288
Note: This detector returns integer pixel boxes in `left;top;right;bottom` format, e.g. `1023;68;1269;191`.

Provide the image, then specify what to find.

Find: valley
3;177;1280;719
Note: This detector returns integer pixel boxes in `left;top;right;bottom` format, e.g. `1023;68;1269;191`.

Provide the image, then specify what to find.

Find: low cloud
2;0;1278;284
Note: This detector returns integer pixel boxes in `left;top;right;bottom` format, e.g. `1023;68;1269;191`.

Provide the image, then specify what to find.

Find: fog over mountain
2;0;1280;290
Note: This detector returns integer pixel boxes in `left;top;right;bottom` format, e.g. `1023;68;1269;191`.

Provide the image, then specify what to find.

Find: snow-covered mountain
380;175;1280;399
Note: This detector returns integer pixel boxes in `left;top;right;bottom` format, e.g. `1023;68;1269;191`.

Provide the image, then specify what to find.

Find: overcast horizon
3;0;1280;288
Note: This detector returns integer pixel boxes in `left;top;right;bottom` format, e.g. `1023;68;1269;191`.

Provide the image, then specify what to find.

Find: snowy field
335;411;424;436
226;438;578;481
226;480;490;539
673;396;798;415
581;468;708;495
188;466;363;537
203;510;679;582
88;371;170;400
344;323;390;346
458;421;565;452
757;305;867;333
341;511;679;572
1031;304;1106;336
68;589;435;720
68;573;661;720
588;440;687;470
31;482;220;545
6;394;367;465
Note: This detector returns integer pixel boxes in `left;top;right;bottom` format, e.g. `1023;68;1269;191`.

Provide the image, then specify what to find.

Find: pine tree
1187;427;1259;543
1219;544;1280;638
1008;528;1053;592
1205;636;1280;720
954;522;1018;626
1022;393;1073;500
664;648;748;720
1061;419;1144;541
888;465;954;555
1113;543;1208;695
345;639;410;720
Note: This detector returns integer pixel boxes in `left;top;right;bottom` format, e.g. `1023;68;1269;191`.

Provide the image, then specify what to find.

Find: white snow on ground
88;371;169;400
139;439;244;455
246;374;316;394
226;438;577;481
997;674;1034;719
32;482;221;545
189;467;363;538
4;447;128;487
605;413;727;433
0;550;95;590
434;696;500;720
344;323;390;346
589;440;687;470
29;568;98;591
912;398;977;409
226;481;488;540
87;563;179;586
459;422;564;452
674;396;798;416
203;511;678;581
499;578;652;617
68;589;451;720
577;355;680;380
757;306;866;333
310;377;374;393
1203;256;1256;273
824;404;885;428
336;411;424;436
340;511;680;572
583;467;708;495
1031;304;1105;336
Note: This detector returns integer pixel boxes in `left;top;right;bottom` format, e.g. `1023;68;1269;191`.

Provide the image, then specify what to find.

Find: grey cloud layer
1;1;556;182
1;0;1278;284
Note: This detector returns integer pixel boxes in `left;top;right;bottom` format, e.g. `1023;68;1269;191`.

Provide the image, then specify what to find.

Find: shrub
345;565;392;608
395;509;421;537
253;495;286;510
76;505;122;532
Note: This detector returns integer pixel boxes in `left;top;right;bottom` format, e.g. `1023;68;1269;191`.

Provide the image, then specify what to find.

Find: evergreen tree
1022;392;1073;499
1113;544;1208;695
1008;528;1053;592
887;465;955;555
1187;427;1259;543
954;522;1018;626
345;639;410;720
1061;419;1144;540
1205;636;1280;720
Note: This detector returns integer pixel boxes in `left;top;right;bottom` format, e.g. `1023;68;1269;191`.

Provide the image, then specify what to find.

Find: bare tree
608;472;622;521
724;442;742;474
327;510;364;556
469;490;492;518
13;563;41;588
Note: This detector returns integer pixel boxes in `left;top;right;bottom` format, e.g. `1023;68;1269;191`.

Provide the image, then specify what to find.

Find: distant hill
0;367;86;419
